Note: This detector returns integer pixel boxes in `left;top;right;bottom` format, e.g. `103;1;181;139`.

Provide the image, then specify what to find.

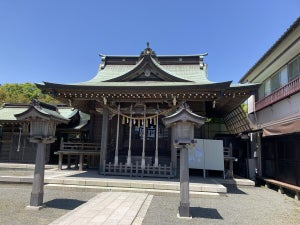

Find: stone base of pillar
26;205;45;211
114;156;118;166
30;192;44;207
154;157;158;167
178;202;190;218
141;158;145;169
126;157;131;166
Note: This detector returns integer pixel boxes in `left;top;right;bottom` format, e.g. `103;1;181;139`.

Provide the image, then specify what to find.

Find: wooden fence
103;160;174;178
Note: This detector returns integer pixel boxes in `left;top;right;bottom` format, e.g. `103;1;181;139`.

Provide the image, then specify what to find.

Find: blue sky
0;0;299;85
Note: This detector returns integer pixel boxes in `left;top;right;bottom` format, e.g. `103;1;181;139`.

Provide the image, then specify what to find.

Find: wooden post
141;104;146;169
154;113;159;167
114;104;120;166
171;126;177;176
135;161;139;176
99;106;109;174
79;154;83;171
67;155;71;169
164;164;167;175
108;161;111;173
127;105;133;166
58;153;63;170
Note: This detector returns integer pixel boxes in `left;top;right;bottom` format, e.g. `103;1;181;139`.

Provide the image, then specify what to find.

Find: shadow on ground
224;184;247;194
190;207;223;219
45;198;86;210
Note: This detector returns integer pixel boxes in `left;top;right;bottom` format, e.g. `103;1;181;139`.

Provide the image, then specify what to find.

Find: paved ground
50;192;152;225
0;183;299;225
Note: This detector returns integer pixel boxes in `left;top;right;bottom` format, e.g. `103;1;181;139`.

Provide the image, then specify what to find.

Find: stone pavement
49;192;153;225
0;163;255;198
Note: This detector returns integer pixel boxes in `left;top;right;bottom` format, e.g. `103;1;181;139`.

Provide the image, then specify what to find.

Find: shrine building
36;44;259;177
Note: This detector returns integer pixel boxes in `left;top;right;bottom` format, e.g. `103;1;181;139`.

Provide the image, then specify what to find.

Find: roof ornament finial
139;41;157;60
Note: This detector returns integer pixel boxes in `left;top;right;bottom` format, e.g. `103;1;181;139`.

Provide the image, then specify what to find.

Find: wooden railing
103;160;174;178
60;141;101;152
256;76;300;111
55;141;101;170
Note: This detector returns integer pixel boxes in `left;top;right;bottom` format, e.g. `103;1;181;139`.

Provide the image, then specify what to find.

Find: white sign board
189;139;224;172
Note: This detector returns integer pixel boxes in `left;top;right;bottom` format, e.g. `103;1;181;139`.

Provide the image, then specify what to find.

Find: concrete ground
0;164;299;225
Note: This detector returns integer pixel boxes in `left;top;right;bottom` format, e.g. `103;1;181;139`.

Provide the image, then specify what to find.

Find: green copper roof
0;103;88;127
70;50;214;87
0;104;28;122
58;107;78;119
14;100;68;123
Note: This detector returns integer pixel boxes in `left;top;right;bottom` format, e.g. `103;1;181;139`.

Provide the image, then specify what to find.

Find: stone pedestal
30;142;45;207
179;146;190;218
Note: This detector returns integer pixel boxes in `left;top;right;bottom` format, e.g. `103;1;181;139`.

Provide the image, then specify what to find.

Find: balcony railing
255;75;300;111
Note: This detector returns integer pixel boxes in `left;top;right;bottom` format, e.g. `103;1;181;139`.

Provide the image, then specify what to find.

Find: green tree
0;83;59;104
241;102;248;113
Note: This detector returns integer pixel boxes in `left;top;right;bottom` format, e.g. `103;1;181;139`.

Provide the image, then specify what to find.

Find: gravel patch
0;183;97;225
142;185;300;225
0;183;299;225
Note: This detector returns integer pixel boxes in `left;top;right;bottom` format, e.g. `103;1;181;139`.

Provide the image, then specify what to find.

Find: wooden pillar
114;105;120;166
154;113;159;167
99;106;109;174
8;125;14;161
67;155;71;169
256;133;262;177
79;154;83;171
141;105;146;169
58;153;63;170
253;132;262;177
126;105;133;166
171;126;177;176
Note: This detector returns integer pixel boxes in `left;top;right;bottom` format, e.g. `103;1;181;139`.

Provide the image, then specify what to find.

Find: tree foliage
0;83;59;104
241;102;248;113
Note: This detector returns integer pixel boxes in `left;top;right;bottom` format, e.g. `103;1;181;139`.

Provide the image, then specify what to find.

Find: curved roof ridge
102;55;191;82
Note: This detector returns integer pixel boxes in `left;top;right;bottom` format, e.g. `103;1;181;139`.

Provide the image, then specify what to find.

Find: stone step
43;177;226;193
45;183;223;198
42;176;227;198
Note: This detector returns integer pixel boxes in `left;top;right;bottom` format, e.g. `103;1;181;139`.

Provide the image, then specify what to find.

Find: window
270;72;280;92
279;66;288;86
288;55;300;81
258;55;300;100
264;79;271;96
258;84;265;99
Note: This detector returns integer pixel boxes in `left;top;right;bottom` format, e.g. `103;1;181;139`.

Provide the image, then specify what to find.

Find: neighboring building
36;44;258;177
0;103;90;163
240;17;300;186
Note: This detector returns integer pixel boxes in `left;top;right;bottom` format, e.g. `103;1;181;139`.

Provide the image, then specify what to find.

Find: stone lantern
163;103;206;218
15;100;68;209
